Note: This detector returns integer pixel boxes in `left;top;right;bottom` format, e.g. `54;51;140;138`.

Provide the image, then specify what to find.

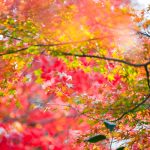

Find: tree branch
1;42;150;67
5;35;22;41
56;51;150;90
56;51;150;67
0;38;102;56
1;43;150;90
111;93;150;122
144;65;150;89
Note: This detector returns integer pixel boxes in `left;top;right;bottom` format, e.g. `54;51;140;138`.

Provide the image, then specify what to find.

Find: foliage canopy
0;0;150;149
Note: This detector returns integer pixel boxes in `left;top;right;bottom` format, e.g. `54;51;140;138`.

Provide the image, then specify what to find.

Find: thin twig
110;134;113;150
5;35;22;41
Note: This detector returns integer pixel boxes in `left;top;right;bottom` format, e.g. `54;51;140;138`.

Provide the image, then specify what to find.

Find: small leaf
84;134;106;143
108;74;114;81
116;147;125;150
104;120;116;131
34;69;42;76
0;91;4;96
16;100;22;108
9;89;16;95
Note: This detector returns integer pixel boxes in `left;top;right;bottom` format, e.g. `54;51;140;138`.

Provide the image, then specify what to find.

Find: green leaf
16;100;22;109
8;18;15;25
0;91;4;97
104;120;116;131
84;134;106;143
9;89;16;95
108;74;114;81
34;69;42;76
116;147;125;150
87;119;98;126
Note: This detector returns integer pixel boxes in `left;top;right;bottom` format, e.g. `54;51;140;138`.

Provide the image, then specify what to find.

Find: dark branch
0;47;29;56
56;51;150;90
5;35;22;41
144;65;150;89
0;38;101;56
1;42;150;67
56;51;150;67
112;93;150;122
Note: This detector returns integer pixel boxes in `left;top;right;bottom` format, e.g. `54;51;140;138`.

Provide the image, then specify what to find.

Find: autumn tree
0;0;149;149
